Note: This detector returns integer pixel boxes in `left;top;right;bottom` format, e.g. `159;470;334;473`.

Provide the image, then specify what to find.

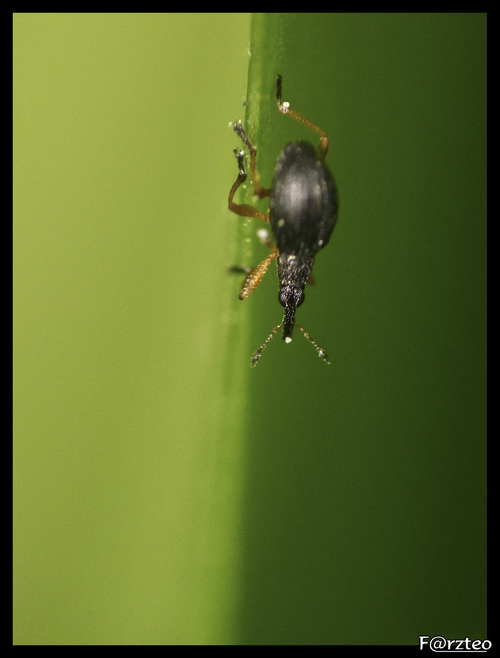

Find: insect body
229;75;338;366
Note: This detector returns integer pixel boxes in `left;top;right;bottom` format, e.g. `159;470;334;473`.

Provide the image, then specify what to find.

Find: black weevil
229;74;338;366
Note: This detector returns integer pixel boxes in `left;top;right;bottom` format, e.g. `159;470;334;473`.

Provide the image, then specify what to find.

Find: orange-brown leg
239;249;278;300
233;122;271;201
228;148;269;222
276;74;329;162
229;228;277;283
228;125;276;297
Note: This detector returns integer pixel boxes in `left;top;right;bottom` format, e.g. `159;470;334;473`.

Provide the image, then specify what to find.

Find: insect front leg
239;249;278;300
230;228;278;298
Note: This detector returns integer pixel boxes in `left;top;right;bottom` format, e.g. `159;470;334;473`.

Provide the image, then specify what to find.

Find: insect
229;74;338;367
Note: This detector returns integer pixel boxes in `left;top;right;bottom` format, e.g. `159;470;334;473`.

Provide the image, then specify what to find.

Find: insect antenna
251;323;283;367
251;323;330;366
295;324;330;364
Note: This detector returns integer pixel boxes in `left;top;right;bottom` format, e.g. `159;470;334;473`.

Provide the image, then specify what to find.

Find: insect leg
239;249;278;300
228;149;270;221
276;74;329;162
233;122;271;200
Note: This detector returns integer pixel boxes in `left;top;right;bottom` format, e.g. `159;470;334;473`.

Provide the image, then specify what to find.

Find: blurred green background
14;13;486;645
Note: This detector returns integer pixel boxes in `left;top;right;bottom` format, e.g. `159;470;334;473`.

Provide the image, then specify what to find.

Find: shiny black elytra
229;74;338;367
